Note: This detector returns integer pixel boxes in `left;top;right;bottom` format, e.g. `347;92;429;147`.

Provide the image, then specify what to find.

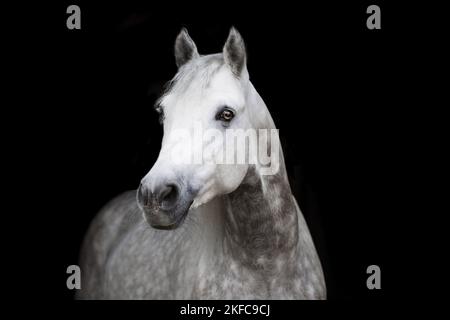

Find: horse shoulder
292;196;327;299
77;190;140;299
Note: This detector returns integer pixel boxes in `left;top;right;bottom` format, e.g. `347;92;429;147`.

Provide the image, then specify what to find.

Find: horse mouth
147;200;193;230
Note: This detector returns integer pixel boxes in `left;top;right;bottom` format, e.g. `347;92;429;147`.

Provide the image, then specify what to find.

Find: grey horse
77;28;326;299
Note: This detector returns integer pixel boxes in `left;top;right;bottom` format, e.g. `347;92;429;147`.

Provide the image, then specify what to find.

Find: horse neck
222;158;299;270
222;87;300;271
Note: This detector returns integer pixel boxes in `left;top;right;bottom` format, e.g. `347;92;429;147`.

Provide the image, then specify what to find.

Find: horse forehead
208;68;244;96
162;75;245;116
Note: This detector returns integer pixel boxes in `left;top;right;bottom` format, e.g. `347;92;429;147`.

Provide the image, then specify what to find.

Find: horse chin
145;201;193;230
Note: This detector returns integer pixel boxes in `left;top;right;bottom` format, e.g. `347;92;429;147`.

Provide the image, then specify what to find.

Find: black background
14;1;442;304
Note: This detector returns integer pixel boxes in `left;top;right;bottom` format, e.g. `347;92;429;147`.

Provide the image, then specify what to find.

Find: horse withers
77;28;326;299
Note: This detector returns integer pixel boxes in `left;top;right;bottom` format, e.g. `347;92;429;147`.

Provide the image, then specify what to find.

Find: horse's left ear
223;27;247;77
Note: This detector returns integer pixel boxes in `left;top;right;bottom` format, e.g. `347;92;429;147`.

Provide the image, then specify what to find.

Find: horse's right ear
174;28;199;68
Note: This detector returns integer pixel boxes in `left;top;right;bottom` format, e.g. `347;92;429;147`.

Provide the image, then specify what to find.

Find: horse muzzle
137;181;194;229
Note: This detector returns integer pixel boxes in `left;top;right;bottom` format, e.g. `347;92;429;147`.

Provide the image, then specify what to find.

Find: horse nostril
139;182;180;211
158;184;179;209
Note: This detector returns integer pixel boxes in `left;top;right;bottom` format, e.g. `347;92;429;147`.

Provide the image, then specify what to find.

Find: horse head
137;28;278;229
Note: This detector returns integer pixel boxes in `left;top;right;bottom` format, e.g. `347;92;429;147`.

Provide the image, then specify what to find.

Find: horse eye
217;108;235;122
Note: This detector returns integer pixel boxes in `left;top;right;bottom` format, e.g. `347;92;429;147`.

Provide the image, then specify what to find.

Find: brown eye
217;108;235;122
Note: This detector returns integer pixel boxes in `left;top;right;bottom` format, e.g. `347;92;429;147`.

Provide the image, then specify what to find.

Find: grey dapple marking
78;28;326;299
